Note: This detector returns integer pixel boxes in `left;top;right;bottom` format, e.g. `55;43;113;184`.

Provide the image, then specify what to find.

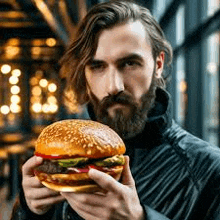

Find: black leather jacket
12;88;220;220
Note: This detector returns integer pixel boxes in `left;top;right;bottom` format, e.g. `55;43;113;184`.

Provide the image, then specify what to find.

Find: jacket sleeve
141;204;170;220
10;188;57;220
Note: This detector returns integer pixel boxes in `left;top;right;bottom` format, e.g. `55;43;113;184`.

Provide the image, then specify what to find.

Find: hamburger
34;119;126;192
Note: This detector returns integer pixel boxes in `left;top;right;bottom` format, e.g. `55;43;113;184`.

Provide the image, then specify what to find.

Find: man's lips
109;103;127;108
107;103;131;117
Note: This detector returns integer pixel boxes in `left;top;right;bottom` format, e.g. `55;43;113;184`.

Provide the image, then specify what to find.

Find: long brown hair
60;0;173;107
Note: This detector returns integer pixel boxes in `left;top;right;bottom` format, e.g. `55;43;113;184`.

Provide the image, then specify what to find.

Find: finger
22;156;43;177
68;201;102;220
121;156;135;186
89;168;122;193
26;187;62;200
61;193;104;219
68;198;104;220
61;192;105;206
31;195;65;211
22;176;44;189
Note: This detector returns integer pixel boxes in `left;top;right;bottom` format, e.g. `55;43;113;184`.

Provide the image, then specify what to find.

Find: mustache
99;91;138;110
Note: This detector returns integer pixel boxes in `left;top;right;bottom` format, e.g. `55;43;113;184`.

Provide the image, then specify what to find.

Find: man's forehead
92;20;152;60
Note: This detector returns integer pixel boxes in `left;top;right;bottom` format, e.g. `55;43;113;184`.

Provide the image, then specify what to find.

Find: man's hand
61;156;144;220
22;156;65;215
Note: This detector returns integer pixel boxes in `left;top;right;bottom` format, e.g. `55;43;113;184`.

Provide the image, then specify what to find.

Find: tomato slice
35;152;81;159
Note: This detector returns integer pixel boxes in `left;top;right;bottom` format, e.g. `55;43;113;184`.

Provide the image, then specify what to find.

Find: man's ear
155;51;165;78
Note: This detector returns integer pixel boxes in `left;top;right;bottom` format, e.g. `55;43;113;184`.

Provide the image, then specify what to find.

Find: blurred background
0;0;219;219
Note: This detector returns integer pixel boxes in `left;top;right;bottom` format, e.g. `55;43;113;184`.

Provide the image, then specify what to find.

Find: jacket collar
87;87;173;150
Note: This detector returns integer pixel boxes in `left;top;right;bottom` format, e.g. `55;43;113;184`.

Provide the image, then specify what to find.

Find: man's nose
106;67;124;95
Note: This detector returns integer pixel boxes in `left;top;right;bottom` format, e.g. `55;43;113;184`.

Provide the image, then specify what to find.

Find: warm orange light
32;103;42;113
11;85;20;94
7;38;20;46
48;83;57;92
8;113;16;121
30;77;38;86
42;103;50;113
50;104;58;113
12;69;21;77
179;80;187;93
46;38;56;47
32;39;43;46
32;86;42;96
10;104;21;113
1;105;10;115
47;96;57;104
31;96;41;104
5;46;20;58
31;47;41;55
1;64;11;74
11;95;21;104
39;79;48;88
9;76;19;84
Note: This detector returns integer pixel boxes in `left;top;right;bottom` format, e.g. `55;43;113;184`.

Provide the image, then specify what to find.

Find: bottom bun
41;181;103;193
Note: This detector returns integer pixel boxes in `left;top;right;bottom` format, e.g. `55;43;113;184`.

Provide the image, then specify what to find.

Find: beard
88;75;162;139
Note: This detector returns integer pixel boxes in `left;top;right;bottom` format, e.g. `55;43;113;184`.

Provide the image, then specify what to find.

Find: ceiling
0;0;86;46
0;0;89;63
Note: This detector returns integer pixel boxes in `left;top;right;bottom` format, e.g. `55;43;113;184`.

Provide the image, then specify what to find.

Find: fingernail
36;156;43;163
88;168;94;175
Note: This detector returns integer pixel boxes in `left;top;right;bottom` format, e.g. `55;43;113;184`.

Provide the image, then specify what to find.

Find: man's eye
120;61;139;69
126;61;136;66
90;64;104;70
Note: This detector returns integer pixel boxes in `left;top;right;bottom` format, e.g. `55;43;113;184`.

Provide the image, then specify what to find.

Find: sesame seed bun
35;119;125;158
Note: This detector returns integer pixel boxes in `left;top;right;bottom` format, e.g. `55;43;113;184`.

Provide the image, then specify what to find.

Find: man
12;1;220;220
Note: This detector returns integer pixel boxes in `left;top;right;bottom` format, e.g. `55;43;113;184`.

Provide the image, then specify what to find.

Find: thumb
121;156;135;187
22;156;43;176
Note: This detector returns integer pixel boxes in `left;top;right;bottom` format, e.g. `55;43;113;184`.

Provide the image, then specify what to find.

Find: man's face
85;21;164;139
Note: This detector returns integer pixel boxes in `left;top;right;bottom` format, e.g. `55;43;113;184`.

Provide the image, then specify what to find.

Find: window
203;32;219;146
207;0;220;17
175;4;186;127
175;54;187;127
152;0;166;21
176;4;185;46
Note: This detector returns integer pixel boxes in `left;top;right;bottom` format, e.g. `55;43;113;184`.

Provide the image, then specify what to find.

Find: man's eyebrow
116;53;145;63
87;53;144;66
87;59;105;66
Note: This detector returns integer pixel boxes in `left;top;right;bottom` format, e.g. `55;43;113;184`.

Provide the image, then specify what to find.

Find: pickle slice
57;158;89;167
94;155;125;167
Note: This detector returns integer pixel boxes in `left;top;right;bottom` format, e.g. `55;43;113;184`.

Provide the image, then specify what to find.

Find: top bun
35;119;125;158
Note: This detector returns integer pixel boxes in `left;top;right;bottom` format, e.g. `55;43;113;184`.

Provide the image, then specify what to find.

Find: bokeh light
11;85;20;94
12;69;21;77
1;105;10;115
48;83;57;92
32;86;42;96
42;103;50;113
46;38;56;47
30;77;38;86
10;104;21;113
39;79;48;88
47;96;57;104
10;95;21;104
1;64;11;74
50;104;58;113
32;103;42;113
9;76;19;84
